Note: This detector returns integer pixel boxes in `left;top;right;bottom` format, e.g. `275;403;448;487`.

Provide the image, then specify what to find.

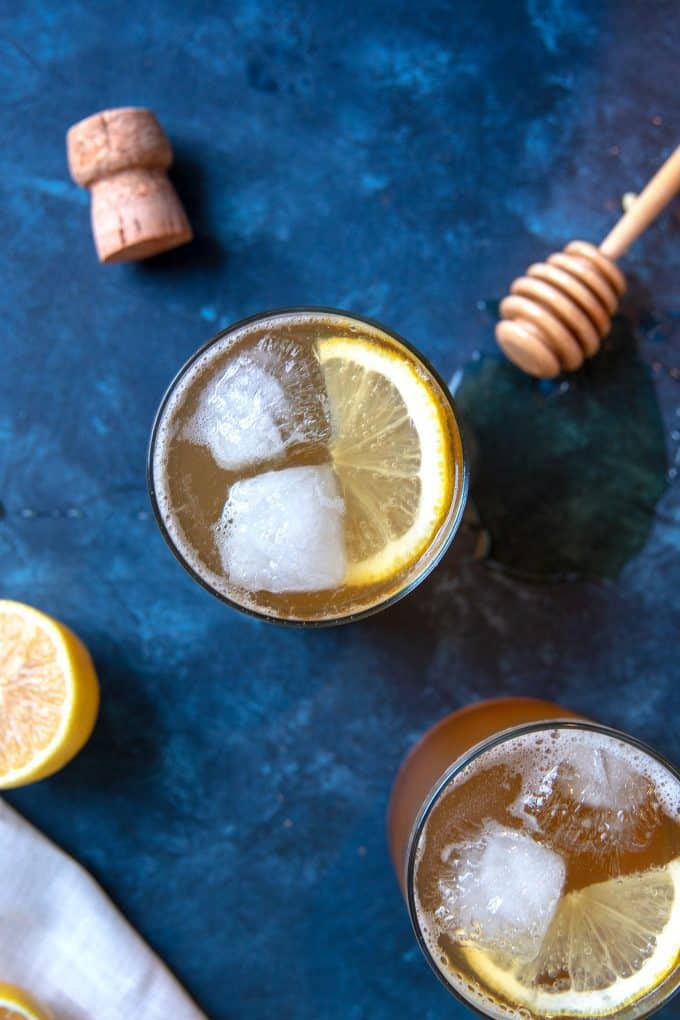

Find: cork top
67;107;173;187
66;106;192;262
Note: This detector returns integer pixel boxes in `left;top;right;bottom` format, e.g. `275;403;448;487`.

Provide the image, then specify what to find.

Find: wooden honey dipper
496;146;680;378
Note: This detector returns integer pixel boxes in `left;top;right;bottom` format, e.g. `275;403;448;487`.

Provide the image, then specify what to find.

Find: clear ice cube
437;823;565;961
185;338;330;471
215;464;346;593
519;743;660;855
556;745;646;809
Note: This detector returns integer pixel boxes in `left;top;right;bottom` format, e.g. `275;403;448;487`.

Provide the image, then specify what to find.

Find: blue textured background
2;2;679;1017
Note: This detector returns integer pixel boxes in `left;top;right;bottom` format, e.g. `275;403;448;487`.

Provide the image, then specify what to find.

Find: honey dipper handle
599;146;680;260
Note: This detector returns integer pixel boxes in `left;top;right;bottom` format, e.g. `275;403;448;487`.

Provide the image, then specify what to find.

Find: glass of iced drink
148;308;467;624
388;698;680;1019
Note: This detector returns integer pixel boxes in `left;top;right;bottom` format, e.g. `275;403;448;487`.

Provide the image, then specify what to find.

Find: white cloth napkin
0;799;207;1020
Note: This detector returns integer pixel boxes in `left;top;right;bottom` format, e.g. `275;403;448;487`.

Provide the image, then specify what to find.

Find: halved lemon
0;983;50;1020
317;336;456;586
0;600;99;789
464;858;680;1017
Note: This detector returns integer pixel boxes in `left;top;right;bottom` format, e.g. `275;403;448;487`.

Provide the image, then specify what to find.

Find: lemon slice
0;983;50;1020
464;859;680;1017
317;336;455;586
0;600;99;789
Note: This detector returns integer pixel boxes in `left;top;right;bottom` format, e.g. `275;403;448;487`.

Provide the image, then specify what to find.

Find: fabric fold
0;800;206;1020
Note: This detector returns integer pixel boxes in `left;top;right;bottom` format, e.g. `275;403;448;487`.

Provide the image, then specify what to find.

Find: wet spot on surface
455;318;668;580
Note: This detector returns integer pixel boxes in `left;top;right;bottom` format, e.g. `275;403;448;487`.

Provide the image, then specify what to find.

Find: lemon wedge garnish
0;600;99;789
0;983;51;1020
464;859;680;1017
317;336;455;587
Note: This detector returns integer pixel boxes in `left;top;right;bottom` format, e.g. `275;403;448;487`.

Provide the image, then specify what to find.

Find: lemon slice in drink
0;983;50;1020
0;600;99;789
317;336;454;587
465;859;680;1017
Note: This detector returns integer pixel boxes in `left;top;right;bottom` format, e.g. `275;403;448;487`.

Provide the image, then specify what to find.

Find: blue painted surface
1;1;679;1017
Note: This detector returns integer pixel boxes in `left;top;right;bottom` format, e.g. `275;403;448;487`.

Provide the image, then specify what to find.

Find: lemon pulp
465;859;680;1017
0;600;99;789
317;336;455;587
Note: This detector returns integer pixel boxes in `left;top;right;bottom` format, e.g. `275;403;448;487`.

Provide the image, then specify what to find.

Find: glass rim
146;305;469;627
405;718;680;1020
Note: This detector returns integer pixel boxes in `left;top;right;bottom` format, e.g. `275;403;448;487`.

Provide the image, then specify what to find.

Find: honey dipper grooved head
495;241;626;379
67;107;192;263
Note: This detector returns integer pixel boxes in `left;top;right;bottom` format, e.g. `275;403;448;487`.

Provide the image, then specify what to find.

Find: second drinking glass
388;698;680;1020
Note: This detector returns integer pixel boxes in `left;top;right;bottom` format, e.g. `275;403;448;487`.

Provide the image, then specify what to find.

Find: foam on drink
413;728;680;1019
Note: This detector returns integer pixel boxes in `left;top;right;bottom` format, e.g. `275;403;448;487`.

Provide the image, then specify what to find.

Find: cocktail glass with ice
388;698;680;1019
148;308;467;624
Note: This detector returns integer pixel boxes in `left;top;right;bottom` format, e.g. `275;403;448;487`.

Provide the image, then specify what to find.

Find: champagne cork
67;107;193;263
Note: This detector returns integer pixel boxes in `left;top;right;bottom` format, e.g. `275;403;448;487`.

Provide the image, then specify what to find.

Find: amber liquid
387;698;582;888
150;310;465;622
388;699;680;1019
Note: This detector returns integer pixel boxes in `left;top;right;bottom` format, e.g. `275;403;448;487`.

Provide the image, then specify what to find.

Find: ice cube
215;464;346;593
185;338;330;471
558;745;646;809
186;354;288;470
436;823;565;961
519;741;660;855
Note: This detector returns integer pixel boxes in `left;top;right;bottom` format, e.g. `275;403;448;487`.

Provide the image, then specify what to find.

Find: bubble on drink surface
184;337;331;471
215;464;346;593
434;823;565;962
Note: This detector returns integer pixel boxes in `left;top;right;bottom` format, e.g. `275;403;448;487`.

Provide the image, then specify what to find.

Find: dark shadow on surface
454;317;668;580
54;651;161;793
359;504;488;638
137;145;225;275
3;651;163;906
620;272;679;349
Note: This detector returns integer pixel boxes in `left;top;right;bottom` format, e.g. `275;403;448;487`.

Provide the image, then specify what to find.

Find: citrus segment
317;336;454;586
0;600;99;789
465;858;680;1017
0;983;50;1020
